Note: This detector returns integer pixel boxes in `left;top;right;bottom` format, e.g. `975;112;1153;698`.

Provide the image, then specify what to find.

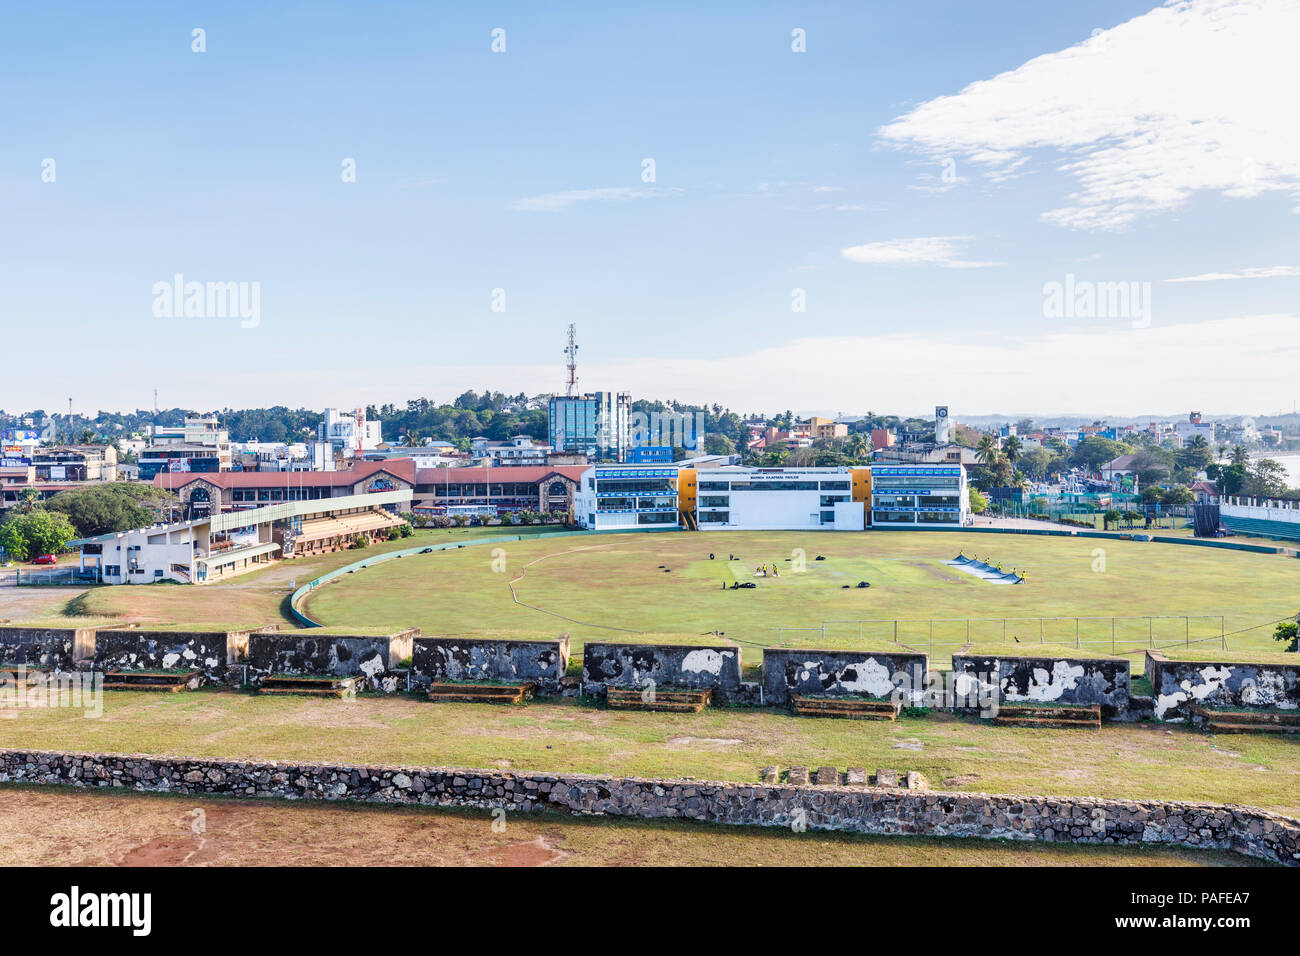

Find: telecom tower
564;323;578;397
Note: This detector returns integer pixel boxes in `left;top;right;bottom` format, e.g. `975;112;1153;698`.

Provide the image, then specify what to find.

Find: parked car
32;554;58;565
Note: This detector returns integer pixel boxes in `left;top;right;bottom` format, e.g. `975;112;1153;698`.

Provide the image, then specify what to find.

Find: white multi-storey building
573;465;681;531
693;467;866;531
870;464;969;528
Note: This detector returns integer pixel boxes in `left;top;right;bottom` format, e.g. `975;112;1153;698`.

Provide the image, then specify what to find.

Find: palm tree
847;434;869;461
975;434;998;465
1003;434;1022;463
1230;444;1249;467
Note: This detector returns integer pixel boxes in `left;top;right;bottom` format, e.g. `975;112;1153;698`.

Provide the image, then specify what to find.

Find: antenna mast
564;323;579;397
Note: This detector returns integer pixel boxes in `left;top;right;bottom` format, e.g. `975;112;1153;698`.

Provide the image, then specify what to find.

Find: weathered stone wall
247;630;419;685
761;648;928;707
93;629;261;682
411;636;570;695
1;748;1295;866
951;653;1131;718
0;626;97;671
583;642;743;703
1146;651;1300;721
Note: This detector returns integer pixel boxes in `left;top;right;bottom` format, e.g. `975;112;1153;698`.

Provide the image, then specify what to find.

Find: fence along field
805;613;1243;656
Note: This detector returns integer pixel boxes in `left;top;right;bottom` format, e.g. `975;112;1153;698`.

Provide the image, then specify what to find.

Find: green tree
0;509;77;561
1177;434;1213;473
1072;436;1128;472
703;434;736;456
45;483;172;537
1246;459;1288;498
1275;620;1297;653
1207;461;1247;496
968;488;988;514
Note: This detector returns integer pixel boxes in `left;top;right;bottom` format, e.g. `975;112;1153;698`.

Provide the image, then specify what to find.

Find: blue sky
2;1;1297;418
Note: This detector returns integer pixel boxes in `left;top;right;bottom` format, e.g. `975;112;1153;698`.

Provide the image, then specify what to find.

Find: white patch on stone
182;648;196;659
1154;664;1234;719
1239;671;1297;709
1006;661;1085;703
162;652;181;669
359;655;384;677
836;658;896;699
682;649;726;676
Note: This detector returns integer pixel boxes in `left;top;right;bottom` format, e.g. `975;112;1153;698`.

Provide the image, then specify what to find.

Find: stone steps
606;686;711;713
260;675;359;698
101;669;199;692
790;695;899;720
1205;720;1300;735
1192;702;1300;732
427;681;535;705
991;702;1100;729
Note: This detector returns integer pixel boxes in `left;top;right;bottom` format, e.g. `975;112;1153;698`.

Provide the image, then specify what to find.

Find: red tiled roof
152;459;416;490
414;464;587;486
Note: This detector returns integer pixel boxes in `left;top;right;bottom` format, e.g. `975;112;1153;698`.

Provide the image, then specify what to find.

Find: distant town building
934;406;951;444
548;392;630;461
31;445;118;482
139;416;232;479
471;435;553;466
319;407;383;454
626;446;675;463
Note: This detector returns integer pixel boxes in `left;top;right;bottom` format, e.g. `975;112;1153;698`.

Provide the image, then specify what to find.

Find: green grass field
303;530;1300;670
22;526;556;631
2;690;1299;817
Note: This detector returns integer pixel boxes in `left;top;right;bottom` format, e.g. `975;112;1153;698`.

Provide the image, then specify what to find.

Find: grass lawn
302;530;1300;669
6;526;555;631
1151;647;1300;665
0;785;1257;866
3;689;1299;817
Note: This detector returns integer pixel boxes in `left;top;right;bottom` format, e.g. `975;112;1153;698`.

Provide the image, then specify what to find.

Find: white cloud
878;0;1300;230
841;236;1002;268
587;312;1300;416
508;186;664;212
1165;265;1300;282
56;313;1298;416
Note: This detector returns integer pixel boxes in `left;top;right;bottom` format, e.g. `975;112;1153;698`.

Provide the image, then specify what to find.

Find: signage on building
1;445;30;466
